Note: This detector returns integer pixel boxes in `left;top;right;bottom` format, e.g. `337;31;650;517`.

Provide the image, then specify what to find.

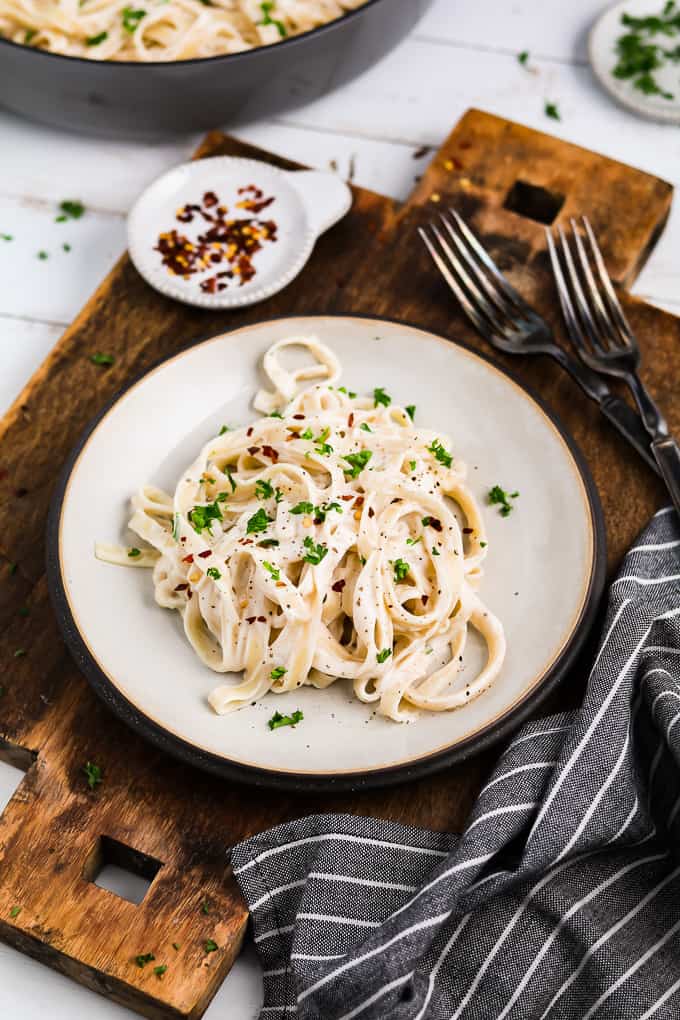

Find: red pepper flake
429;518;443;533
261;445;279;463
245;616;256;624
246;426;254;437
247;446;260;456
348;413;354;427
355;496;365;508
332;579;346;593
257;615;266;623
286;431;300;442
293;414;305;421
198;550;212;559
462;527;473;534
368;507;375;518
340;494;354;502
174;583;189;592
182;554;194;563
187;590;193;599
421;594;429;606
155;188;278;292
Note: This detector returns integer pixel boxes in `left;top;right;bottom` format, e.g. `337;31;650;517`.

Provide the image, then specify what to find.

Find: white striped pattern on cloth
231;510;680;1019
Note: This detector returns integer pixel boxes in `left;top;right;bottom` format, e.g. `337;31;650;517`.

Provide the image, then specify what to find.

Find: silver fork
547;217;680;516
418;209;657;474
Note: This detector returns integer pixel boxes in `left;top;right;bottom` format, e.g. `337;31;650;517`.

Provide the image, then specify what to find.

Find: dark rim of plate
46;313;607;793
0;0;383;68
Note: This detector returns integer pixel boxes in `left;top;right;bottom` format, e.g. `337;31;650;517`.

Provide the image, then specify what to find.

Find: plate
127;157;352;309
590;0;680;124
47;316;605;791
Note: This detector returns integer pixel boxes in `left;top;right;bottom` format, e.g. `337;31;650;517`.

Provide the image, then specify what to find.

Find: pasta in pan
0;0;368;61
96;337;506;721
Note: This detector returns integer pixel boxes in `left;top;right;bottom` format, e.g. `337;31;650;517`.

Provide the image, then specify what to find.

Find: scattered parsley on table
83;761;103;790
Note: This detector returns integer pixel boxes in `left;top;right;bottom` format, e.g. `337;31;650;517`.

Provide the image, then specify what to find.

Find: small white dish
48;316;605;792
127;157;352;309
590;0;680;124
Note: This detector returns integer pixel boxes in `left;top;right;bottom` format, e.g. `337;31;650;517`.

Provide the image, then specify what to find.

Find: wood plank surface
0;109;677;1018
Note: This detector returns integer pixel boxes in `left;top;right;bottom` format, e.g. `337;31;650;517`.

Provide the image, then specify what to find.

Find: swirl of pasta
96;335;506;721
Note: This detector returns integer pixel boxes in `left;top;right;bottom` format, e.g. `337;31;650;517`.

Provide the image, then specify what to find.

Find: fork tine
555;224;608;354
447;209;534;314
439;211;516;318
418;225;489;336
426;223;513;337
582;216;637;350
569;218;618;349
545;227;590;357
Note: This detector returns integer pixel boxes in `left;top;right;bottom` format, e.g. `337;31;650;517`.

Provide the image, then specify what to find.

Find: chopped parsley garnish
406;536;421;546
90;352;115;366
376;648;392;664
172;513;180;541
480;541;488;548
9;562;18;576
313;427;333;456
204;939;219;953
63;243;71;252
189;499;223;534
258;1;288;36
246;508;273;534
172;942;180;951
218;424;229;436
409;459;417;472
392;558;410;582
611;2;680;100
86;31;108;45
303;536;328;565
545;101;561;120
201;899;211;915
290;500;314;515
360;422;373;432
122;6;146;33
128;547;141;558
300;427;314;440
18;607;29;617
206;567;221;580
154;965;167;978
255;479;274;500
270;410;283;419
432;546;440;556
258;538;279;549
488;485;519;517
25;28;37;43
263;560;280;581
427;439;453;468
224;466;237;493
275;488;283;503
37;250;48;260
373;386;391;408
270;666;287;680
268;709;303;730
56;199;85;222
343;450;373;478
338;386;358;398
1;233;13;241
83;761;102;790
315;501;342;523
9;906;21;919
518;50;529;65
13;648;26;658
135;953;155;968
405;405;416;421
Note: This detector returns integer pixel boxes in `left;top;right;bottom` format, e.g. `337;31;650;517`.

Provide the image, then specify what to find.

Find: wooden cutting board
0;109;677;1019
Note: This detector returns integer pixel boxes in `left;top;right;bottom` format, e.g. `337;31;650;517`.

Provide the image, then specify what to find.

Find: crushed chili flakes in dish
154;187;278;293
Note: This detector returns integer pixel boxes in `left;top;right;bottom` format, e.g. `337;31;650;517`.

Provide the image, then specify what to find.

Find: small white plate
127;157;352;309
47;317;605;791
590;0;680;124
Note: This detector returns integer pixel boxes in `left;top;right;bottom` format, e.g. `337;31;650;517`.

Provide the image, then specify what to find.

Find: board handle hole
0;739;36;814
85;836;163;906
503;180;565;225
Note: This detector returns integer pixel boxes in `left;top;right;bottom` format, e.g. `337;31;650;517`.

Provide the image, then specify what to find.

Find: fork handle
652;436;680;522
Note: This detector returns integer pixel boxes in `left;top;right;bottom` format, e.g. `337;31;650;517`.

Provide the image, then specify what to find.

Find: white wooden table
0;1;677;1015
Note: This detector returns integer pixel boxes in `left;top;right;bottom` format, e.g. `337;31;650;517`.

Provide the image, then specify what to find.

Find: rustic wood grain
0;109;676;1018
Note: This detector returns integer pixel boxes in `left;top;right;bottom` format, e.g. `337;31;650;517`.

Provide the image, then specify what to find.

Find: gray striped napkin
231;507;680;1019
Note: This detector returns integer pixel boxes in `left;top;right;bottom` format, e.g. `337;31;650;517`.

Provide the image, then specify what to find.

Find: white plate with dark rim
47;316;606;792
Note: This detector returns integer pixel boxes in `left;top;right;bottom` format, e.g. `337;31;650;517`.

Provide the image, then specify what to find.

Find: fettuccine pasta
0;0;368;61
96;336;506;721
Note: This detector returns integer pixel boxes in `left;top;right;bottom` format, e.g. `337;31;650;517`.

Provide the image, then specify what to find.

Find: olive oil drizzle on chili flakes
155;186;278;294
